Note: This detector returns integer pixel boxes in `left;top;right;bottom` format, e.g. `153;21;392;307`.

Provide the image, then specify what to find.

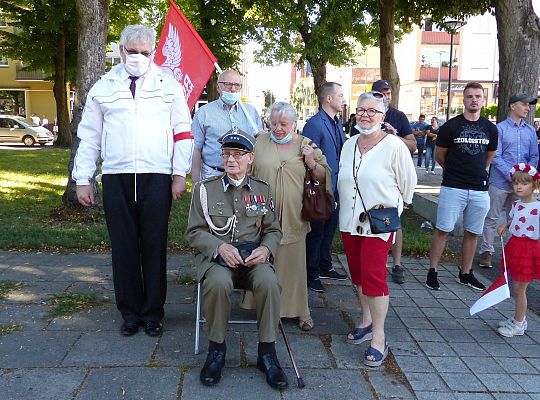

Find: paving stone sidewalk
0;251;539;400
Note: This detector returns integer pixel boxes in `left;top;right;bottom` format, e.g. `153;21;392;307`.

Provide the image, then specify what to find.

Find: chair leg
195;281;202;355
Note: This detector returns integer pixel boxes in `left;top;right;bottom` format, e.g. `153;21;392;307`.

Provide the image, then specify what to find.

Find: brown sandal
299;317;314;331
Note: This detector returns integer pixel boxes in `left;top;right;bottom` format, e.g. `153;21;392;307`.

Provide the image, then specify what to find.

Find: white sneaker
425;170;429;174
498;317;527;330
430;171;435;175
497;320;526;337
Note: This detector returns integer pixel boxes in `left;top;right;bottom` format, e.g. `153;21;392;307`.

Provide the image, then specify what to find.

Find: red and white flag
470;271;510;315
154;0;217;110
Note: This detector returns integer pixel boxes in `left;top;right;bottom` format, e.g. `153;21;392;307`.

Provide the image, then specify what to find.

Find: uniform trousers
202;263;281;344
102;173;172;323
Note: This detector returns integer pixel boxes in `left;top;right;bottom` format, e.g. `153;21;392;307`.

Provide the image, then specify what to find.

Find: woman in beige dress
251;102;330;331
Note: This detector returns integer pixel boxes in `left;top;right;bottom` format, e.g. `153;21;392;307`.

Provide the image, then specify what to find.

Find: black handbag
213;241;259;268
365;207;401;234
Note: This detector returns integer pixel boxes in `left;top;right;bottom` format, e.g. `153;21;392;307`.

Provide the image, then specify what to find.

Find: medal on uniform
250;195;257;211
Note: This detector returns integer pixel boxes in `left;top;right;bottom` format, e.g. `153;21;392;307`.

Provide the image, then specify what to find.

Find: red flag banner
470;271;510;315
154;0;217;110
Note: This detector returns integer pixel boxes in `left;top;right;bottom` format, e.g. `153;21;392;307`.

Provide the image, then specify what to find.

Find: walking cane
279;319;305;388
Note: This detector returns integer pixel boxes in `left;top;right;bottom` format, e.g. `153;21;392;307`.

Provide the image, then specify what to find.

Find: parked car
0;115;54;146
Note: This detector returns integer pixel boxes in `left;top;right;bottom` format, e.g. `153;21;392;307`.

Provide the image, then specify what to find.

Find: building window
0;49;7;66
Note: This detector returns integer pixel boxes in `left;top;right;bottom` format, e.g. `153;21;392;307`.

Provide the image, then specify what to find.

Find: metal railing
15;65;47;81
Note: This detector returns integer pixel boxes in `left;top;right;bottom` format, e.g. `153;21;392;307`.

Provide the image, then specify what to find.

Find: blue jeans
416;138;425;167
425;144;436;171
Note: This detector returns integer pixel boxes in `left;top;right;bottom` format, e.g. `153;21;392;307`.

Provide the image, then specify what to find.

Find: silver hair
357;91;387;113
120;25;156;49
270;102;297;123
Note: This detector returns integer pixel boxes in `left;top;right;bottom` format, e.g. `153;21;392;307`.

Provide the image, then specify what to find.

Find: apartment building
0;16;58;120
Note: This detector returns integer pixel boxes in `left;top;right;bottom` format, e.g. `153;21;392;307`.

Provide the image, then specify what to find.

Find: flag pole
500;235;508;275
214;63;261;136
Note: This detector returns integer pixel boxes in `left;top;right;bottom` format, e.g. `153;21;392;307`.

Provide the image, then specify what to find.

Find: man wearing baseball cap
364;79;416;285
478;93;539;269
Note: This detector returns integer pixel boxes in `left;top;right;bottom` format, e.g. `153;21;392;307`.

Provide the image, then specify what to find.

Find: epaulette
200;175;222;184
249;176;270;187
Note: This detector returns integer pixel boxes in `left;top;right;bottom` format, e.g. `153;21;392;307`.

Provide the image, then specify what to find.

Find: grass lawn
0;147;447;258
0;147;191;250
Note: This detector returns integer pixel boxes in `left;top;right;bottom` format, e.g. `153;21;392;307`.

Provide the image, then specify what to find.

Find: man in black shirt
425;82;498;291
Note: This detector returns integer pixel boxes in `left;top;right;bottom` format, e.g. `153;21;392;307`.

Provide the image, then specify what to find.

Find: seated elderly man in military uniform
186;130;288;390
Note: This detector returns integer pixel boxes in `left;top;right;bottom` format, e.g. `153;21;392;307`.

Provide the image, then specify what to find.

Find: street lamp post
435;50;444;117
443;19;466;121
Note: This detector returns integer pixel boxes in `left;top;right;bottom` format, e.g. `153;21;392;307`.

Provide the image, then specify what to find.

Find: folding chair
193;279;305;387
194;280;257;355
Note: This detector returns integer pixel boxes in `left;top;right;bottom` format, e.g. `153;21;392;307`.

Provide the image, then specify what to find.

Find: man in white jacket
73;25;193;337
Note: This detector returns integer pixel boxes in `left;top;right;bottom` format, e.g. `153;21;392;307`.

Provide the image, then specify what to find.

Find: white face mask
123;48;151;77
355;123;381;136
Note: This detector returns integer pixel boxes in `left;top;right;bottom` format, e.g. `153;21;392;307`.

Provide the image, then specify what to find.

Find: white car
0;115;54;146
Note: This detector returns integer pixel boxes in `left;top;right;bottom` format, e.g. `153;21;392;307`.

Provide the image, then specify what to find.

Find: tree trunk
495;0;540;123
378;0;400;107
310;59;327;98
53;31;71;148
62;0;109;206
206;74;218;102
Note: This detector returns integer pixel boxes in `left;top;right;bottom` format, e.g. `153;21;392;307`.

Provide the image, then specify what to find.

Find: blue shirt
411;121;429;144
490;117;539;191
192;98;262;169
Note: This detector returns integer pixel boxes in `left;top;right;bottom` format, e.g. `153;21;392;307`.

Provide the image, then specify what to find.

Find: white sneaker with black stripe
498;317;527;330
498;319;526;337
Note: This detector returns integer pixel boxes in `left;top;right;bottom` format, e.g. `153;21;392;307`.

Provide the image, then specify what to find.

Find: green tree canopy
244;0;376;93
0;0;154;147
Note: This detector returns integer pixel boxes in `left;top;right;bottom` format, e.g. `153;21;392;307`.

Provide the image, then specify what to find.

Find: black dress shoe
257;352;288;390
120;321;139;336
144;321;163;337
200;349;225;386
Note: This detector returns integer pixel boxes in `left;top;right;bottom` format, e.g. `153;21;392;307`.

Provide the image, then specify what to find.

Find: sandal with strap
299;317;314;331
347;324;373;344
364;341;389;367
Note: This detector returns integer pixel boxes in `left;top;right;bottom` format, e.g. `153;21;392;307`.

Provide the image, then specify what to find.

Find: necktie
129;76;138;98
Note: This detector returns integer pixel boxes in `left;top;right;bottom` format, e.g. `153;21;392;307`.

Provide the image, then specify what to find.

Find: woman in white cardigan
337;91;417;367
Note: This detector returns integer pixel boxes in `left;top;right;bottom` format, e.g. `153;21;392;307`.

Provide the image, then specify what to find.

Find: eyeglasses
218;81;243;90
124;48;152;58
221;150;249;160
356;108;384;117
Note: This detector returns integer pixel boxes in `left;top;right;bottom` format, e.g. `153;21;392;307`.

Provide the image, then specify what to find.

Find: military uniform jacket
186;174;282;280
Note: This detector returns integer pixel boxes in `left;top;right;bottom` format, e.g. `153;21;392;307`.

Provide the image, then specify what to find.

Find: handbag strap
303;138;320;184
352;143;369;214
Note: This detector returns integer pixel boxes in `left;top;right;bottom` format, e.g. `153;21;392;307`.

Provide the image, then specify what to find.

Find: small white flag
470;271;510;315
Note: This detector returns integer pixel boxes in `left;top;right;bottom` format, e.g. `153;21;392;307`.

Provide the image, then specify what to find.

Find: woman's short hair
270;102;297;123
356;91;387;113
120;25;156;49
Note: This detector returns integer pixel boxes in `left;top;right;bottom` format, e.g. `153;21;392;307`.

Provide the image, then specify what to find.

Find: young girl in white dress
497;163;540;337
